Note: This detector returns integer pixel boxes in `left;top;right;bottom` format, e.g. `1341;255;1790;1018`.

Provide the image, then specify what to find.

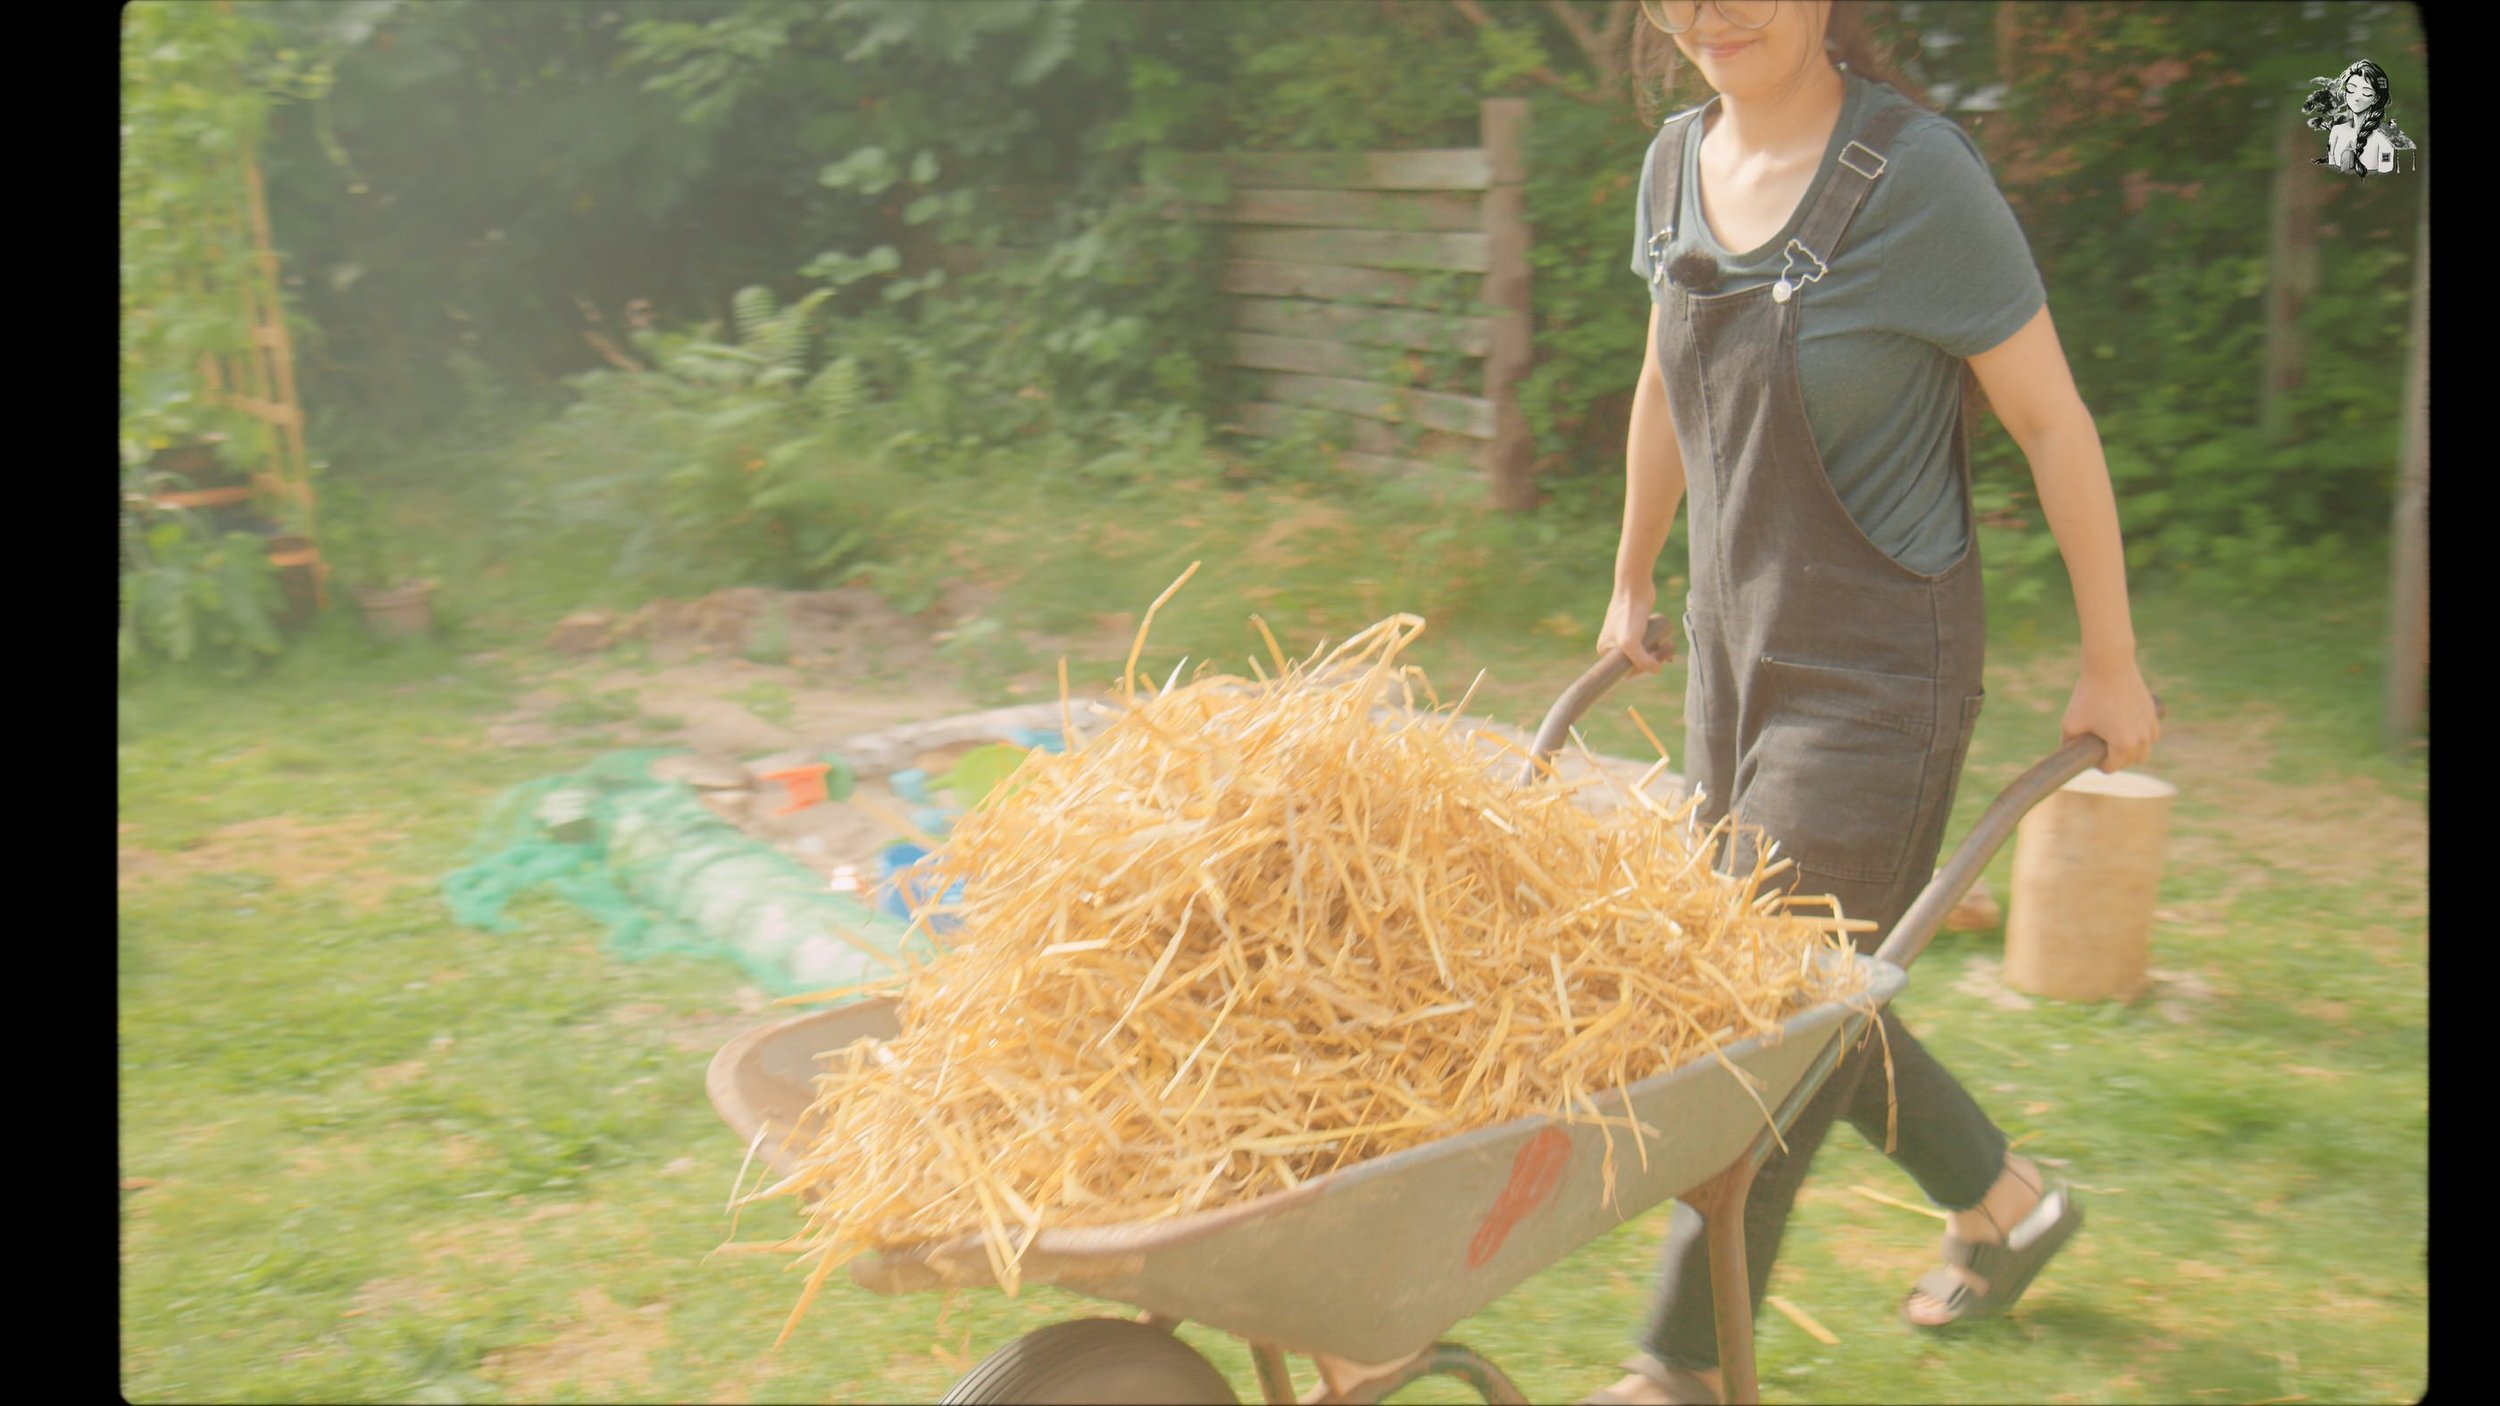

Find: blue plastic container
875;841;966;934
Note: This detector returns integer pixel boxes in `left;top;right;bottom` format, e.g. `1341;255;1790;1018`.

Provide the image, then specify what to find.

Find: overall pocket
1734;657;1942;886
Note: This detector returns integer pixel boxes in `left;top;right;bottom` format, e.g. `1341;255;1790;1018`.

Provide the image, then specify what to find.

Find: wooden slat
1223;259;1429;308
1254;371;1496;440
1232;401;1492;470
1217;149;1493;191
1228;332;1403;382
1144;187;1483;231
1234;297;1492;356
1232;227;1489;274
152;486;252;510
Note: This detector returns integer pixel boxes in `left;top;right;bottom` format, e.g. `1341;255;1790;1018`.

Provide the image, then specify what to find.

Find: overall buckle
1772;240;1830;305
1838;141;1888;181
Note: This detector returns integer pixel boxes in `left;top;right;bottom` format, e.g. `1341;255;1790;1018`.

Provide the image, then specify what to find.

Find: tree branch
1545;0;1615;82
582;330;647;374
1451;0;1619;109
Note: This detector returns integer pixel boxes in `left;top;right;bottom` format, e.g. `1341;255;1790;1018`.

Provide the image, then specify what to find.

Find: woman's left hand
2063;661;2161;773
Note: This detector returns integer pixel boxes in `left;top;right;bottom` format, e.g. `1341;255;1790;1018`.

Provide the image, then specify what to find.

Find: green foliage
1516;96;1659;480
255;0;727;432
316;478;438;592
223;0;2426;603
513;285;898;591
120;464;288;678
1971;1;2424;592
1222;4;1483;151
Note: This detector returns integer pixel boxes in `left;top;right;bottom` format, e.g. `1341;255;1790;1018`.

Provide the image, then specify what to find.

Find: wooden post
1479;97;1534;512
2383;166;2428;747
2003;770;2177;1002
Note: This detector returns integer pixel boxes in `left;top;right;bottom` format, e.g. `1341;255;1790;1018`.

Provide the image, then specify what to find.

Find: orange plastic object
759;764;833;815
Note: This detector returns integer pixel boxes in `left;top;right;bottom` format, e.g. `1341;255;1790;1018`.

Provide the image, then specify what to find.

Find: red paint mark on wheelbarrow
1466;1127;1573;1268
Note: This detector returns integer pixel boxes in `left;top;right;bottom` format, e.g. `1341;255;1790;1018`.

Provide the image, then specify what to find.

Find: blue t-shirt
1632;74;2045;574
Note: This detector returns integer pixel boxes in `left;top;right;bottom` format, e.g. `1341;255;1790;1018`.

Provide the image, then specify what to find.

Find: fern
730;286;778;352
807;356;865;429
747;288;834;389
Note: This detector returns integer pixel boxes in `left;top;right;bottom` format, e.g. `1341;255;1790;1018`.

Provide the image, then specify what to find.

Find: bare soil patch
479;1287;669;1399
118;814;413;910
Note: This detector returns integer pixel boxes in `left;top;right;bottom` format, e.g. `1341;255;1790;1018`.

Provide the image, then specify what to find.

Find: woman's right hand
1596;584;1670;675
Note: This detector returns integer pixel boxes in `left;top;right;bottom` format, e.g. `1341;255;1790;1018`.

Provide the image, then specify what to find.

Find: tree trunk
2259;120;2325;443
2382;167;2428;748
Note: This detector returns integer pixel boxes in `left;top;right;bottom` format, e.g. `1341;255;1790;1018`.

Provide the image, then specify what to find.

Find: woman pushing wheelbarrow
1586;2;2160;1400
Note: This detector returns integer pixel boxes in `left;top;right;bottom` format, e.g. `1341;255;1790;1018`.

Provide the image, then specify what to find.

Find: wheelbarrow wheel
940;1317;1239;1404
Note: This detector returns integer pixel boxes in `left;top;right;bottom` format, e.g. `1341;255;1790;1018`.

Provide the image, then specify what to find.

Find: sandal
1579;1354;1721;1405
1901;1172;2083;1329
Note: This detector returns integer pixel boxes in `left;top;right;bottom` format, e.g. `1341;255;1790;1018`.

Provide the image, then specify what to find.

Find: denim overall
1636;94;2008;1370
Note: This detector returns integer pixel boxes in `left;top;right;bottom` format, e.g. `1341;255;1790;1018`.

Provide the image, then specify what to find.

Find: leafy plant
315;479;436;592
522;284;895;591
119;461;288;677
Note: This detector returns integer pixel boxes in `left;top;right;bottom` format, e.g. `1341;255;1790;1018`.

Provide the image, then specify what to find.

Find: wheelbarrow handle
1874;694;2164;974
1519;617;2161;976
1517;613;1678;785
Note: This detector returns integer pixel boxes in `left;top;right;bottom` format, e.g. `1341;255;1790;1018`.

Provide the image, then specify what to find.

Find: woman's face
1674;1;1833;104
2342;71;2380;115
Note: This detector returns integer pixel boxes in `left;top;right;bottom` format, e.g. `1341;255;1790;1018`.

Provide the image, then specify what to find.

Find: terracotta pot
355;580;436;639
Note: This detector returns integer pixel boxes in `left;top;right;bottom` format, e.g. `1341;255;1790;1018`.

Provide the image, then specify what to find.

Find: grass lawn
120;465;2426;1403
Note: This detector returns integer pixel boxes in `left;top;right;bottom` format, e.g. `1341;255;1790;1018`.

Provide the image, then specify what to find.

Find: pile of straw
736;575;1866;1339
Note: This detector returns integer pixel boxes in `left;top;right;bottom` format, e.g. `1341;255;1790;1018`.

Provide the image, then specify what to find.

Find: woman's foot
1903;1151;2079;1328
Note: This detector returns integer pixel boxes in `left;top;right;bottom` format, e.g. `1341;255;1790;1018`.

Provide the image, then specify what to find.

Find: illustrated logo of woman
2302;59;2415;178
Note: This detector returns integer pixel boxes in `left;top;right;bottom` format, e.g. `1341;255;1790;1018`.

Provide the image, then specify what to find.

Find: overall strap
1775;101;1916;301
1644;100;1715;288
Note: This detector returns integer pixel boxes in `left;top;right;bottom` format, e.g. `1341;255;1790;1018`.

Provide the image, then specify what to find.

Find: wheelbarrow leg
1250;1343;1299;1404
1683;1154;1764;1405
1301;1344;1527;1404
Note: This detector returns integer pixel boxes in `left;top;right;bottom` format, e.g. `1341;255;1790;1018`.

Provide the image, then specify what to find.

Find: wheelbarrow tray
707;954;1904;1364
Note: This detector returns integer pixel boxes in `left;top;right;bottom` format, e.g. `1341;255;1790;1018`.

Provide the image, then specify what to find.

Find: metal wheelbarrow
707;615;2128;1403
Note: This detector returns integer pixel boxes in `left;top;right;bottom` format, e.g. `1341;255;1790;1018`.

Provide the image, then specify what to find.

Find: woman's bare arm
1601;305;1689;670
1968;305;2162;770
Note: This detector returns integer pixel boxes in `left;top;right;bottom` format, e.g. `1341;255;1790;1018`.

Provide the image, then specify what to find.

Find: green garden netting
441;749;934;999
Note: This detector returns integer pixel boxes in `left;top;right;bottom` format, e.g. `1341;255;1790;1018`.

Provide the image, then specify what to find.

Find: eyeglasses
1639;0;1779;35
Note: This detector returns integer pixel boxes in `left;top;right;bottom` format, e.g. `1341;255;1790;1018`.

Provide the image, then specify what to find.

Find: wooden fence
1153;98;1535;509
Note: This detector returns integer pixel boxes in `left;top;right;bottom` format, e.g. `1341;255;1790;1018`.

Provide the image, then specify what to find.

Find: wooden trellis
158;141;327;607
